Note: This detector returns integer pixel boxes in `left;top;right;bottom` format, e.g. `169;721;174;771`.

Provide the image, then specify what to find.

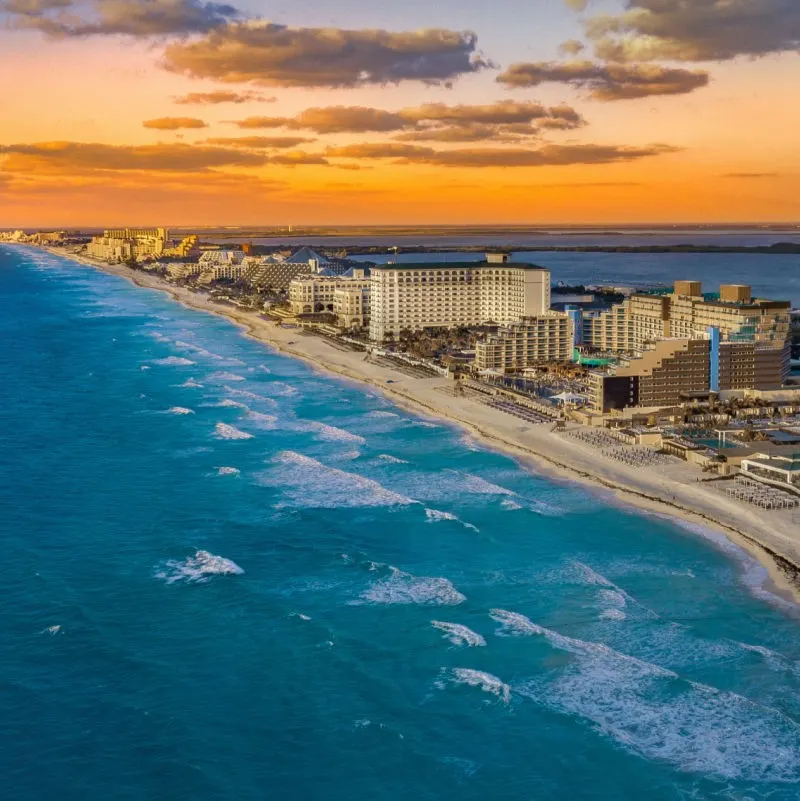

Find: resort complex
5;226;800;517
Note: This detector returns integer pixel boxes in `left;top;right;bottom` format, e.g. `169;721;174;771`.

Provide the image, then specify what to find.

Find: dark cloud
203;136;315;148
161;22;492;87
327;142;678;168
174;90;275;105
497;60;709;100
2;0;238;37
143;117;208;130
0;141;268;173
585;0;800;62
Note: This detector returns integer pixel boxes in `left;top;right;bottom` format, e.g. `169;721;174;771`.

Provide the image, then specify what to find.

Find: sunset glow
1;0;799;226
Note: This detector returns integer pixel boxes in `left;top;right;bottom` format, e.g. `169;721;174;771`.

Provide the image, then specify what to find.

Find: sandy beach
41;247;800;606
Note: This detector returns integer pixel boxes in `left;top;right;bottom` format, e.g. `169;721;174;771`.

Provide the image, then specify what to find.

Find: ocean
2;245;800;801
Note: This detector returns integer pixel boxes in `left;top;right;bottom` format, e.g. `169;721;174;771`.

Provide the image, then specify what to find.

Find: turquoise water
2;246;800;801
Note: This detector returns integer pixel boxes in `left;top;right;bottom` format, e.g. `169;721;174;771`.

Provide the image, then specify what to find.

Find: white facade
368;262;550;342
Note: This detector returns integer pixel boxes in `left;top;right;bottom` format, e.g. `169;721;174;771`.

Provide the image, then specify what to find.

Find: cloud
2;0;239;37
399;100;583;127
161;22;492;87
0;141;268;173
174;90;275;105
203;136;314;148
723;172;780;179
497;60;709;100
326;141;678;168
584;0;800;62
234;106;408;134
143;117;208;130
559;39;585;56
232;100;584;143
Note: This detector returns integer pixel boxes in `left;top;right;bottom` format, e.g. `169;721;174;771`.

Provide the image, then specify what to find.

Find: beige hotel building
368;256;551;342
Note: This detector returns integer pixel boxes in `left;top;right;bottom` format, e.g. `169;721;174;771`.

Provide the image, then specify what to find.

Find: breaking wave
216;466;240;476
492;610;800;782
155;550;244;584
214;423;253;441
167;407;194;416
439;668;510;703
425;508;479;532
209;371;245;382
153;356;195;367
360;566;466;606
432;621;486;647
260;451;414;509
377;454;409;464
302;420;366;445
180;378;204;388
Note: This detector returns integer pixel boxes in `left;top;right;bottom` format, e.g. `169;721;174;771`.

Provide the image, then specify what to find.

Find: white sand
47;249;800;605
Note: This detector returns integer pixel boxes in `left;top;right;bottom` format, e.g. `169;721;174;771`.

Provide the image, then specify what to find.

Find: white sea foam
153;356;195;367
155;550;244;584
303;420;366;445
167;407;194;416
377;454;409;464
247;410;278;429
260;451;415;509
290;612;312;621
572;561;657;620
360;566;466;606
501;499;523;510
332;449;361;461
442;668;510;703
425;508;480;532
515;632;800;783
175;340;225;361
264;381;298;397
41;625;62;636
457;472;515;496
209;371;245;382
181;378;204;388
257;364;272;374
599;609;627;621
216;466;240;476
214;399;248;409
140;365;151;371
214;423;253;441
366;411;399;419
432;621;486;647
224;386;279;407
148;331;171;342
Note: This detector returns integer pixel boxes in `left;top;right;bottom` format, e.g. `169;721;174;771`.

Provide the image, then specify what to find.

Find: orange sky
1;1;799;227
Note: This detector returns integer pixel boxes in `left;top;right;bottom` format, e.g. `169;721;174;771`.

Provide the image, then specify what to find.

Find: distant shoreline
337;243;800;256
28;244;800;609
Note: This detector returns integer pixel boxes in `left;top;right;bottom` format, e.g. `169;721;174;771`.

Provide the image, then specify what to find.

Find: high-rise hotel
368;255;551;342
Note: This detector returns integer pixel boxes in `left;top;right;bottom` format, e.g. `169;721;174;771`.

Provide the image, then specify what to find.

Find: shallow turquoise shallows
2;246;799;801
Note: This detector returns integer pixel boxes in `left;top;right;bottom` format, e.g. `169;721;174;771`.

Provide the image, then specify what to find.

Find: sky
0;0;799;227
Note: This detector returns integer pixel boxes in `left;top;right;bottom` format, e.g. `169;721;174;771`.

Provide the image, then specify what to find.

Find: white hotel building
368;256;551;342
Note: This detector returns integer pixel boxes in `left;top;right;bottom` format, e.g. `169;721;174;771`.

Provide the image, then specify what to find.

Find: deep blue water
2;245;800;801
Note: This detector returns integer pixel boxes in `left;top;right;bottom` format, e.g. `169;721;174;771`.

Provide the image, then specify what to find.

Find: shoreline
34;246;800;608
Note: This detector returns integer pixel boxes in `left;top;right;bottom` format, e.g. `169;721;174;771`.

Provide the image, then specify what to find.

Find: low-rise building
474;314;573;372
289;269;371;328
